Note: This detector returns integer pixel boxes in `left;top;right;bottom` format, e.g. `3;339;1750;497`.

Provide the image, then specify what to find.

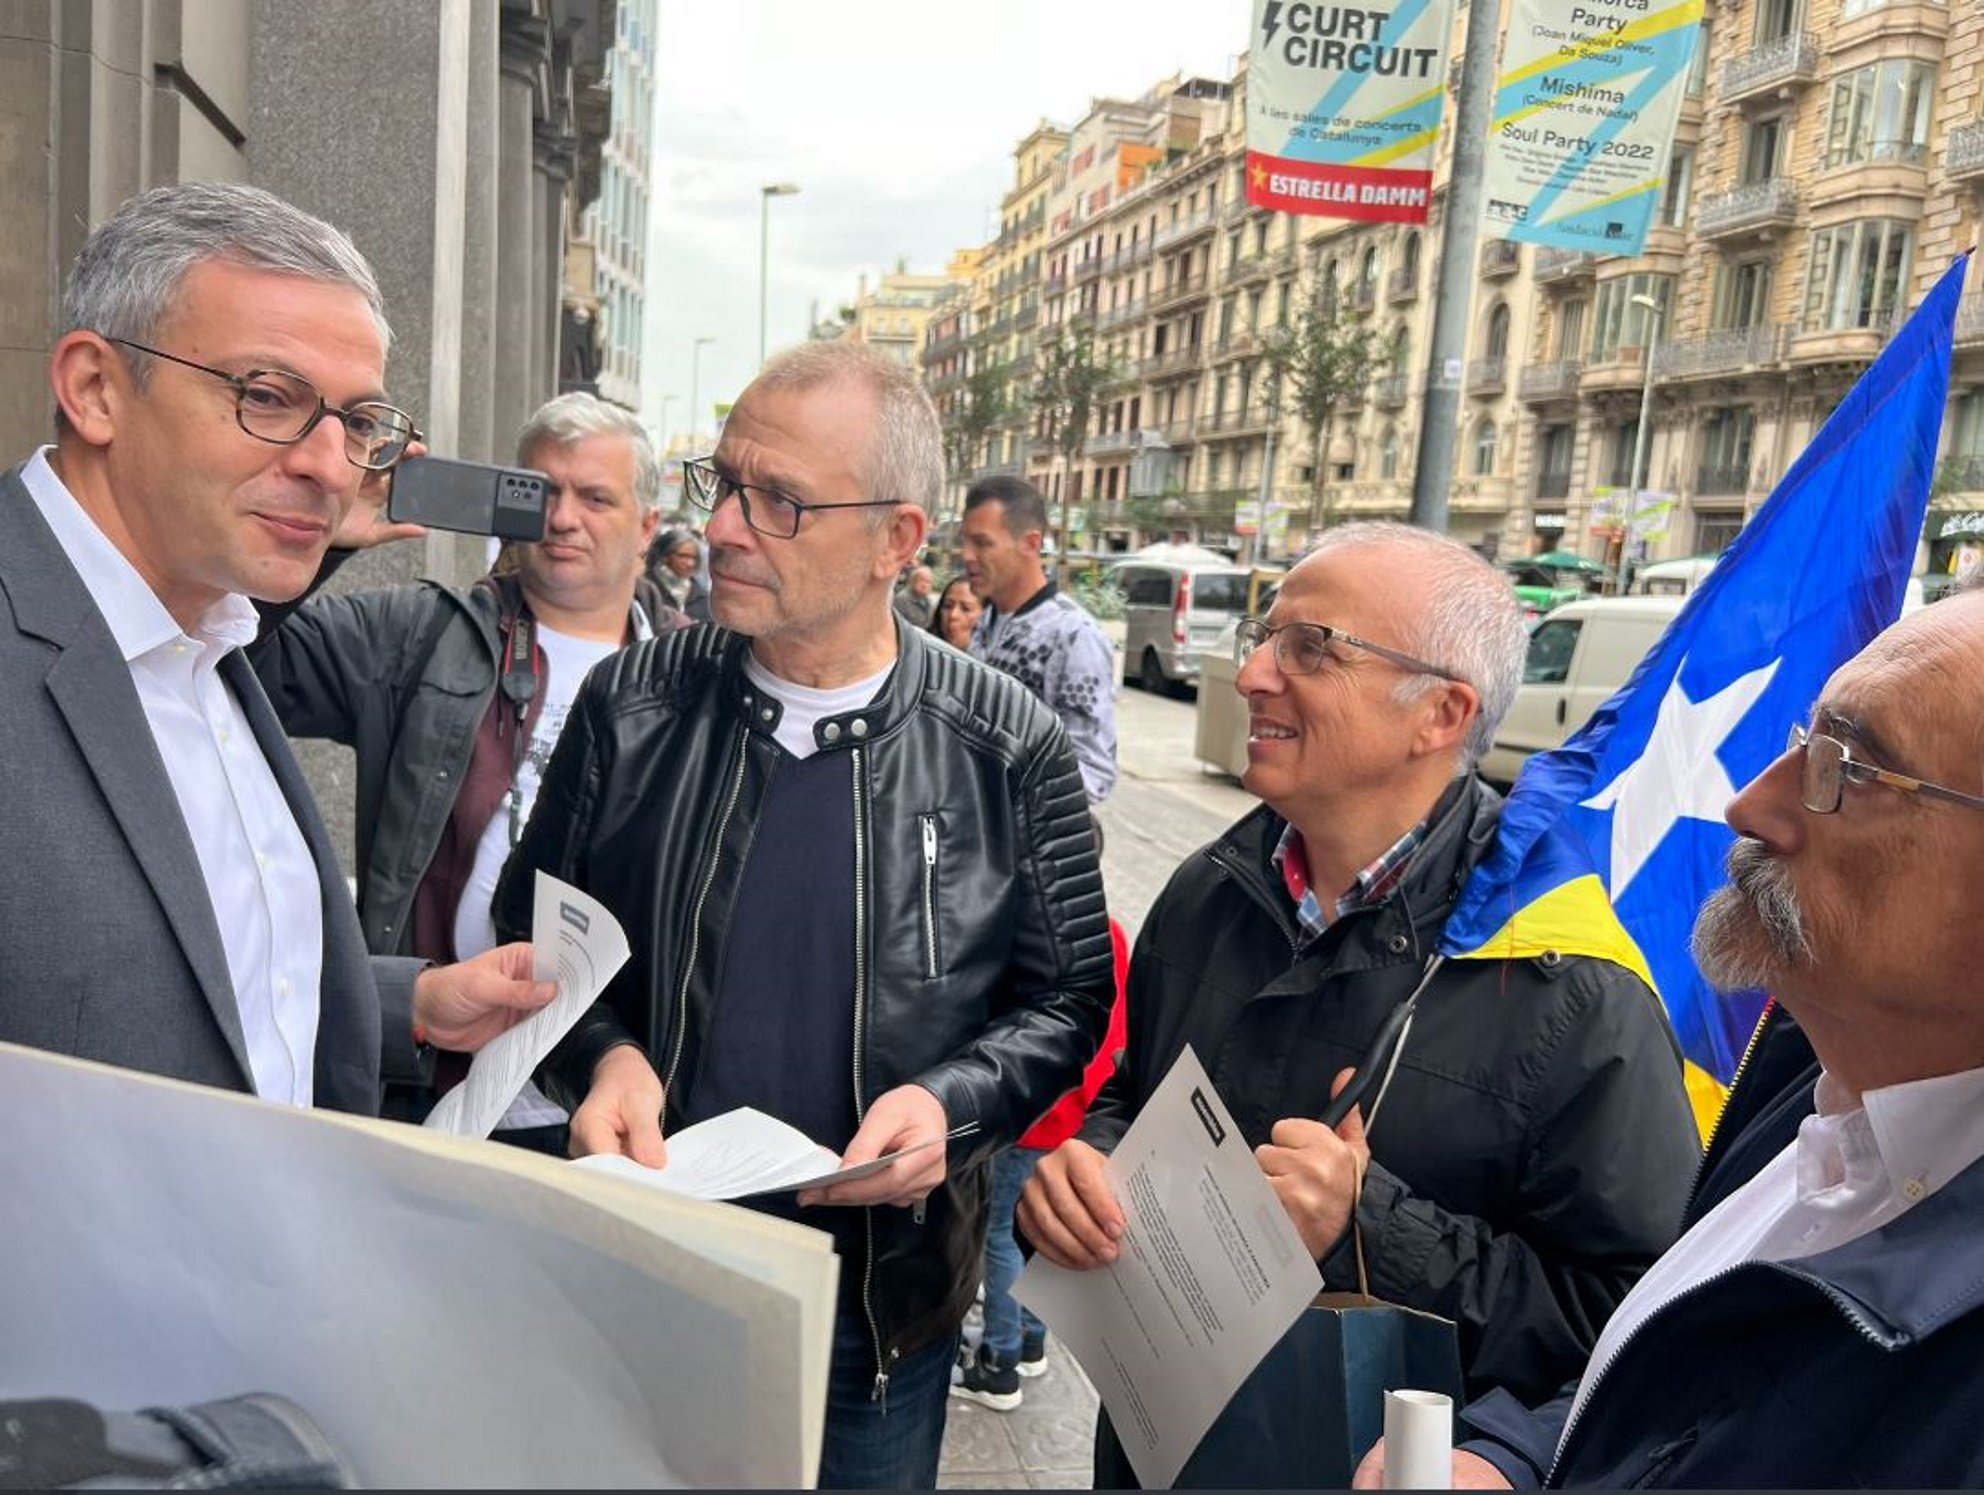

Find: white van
1109;548;1249;693
1478;595;1687;787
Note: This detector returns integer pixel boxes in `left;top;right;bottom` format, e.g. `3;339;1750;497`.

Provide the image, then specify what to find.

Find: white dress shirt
24;449;325;1106
1562;1061;1984;1448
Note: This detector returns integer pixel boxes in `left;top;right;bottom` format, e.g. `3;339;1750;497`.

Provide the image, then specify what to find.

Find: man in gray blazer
0;182;550;1114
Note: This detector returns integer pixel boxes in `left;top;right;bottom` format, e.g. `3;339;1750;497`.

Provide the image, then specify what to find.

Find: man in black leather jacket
492;341;1114;1489
1018;523;1699;1487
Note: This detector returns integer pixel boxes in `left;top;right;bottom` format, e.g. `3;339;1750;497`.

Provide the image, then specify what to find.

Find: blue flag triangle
1440;253;1969;1129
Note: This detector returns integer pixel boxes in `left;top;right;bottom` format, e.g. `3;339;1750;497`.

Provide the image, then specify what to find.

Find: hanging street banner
1245;0;1461;224
1480;0;1705;253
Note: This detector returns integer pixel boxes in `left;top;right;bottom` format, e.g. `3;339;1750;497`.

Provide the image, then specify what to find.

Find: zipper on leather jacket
664;732;750;1097
849;748;891;1406
918;813;940;979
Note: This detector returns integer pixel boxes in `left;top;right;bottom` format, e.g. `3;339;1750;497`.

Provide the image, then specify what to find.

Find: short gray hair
750;341;944;516
60;183;390;371
1304;521;1530;768
515;391;662;511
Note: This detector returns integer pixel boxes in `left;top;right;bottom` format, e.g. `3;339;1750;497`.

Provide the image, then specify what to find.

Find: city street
938;681;1256;1488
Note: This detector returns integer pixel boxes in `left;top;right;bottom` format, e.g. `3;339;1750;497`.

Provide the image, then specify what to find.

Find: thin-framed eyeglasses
104;336;420;472
1234;616;1463;682
1786;723;1984;815
682;456;901;540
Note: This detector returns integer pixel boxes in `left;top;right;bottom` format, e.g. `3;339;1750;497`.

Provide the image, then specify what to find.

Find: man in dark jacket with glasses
494;339;1113;1488
1019;522;1699;1487
1359;590;1984;1489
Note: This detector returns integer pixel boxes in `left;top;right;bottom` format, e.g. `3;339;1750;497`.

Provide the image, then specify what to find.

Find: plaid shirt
1272;819;1428;947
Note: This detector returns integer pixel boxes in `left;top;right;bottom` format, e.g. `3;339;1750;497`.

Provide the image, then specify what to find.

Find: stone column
493;22;539;450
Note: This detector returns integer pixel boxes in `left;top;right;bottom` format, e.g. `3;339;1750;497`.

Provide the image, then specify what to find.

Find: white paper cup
1382;1388;1453;1489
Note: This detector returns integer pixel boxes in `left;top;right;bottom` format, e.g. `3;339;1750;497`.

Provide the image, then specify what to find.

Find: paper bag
1170;1290;1462;1489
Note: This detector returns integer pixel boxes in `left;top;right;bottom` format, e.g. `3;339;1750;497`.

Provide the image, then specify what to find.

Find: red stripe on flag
1244;151;1434;224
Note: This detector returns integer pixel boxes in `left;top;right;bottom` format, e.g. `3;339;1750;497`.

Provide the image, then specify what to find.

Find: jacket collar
1767;1148;1984;1347
1215;775;1499;956
719;614;926;749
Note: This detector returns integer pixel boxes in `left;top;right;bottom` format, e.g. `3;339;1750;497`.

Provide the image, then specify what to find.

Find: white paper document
0;1040;839;1488
576;1107;962;1200
1017;1045;1321;1489
425;870;629;1139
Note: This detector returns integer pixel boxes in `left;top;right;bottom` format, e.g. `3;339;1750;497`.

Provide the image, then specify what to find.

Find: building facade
580;0;655;410
924;0;1984;577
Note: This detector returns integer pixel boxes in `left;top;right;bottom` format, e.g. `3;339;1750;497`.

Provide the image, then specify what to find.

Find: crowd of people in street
9;178;1984;1489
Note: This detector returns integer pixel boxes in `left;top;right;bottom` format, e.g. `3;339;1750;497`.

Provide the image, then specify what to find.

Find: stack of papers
578;1108;967;1202
0;1041;839;1488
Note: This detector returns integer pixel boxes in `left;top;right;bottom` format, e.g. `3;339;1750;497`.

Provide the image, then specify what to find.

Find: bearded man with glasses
1019;521;1698;1488
0;182;553;1118
1357;588;1984;1490
493;340;1112;1489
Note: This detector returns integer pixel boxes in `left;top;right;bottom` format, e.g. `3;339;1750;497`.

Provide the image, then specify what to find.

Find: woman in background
930;574;982;651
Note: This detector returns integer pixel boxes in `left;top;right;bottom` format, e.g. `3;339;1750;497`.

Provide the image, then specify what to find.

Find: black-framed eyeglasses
1786;723;1984;815
1234;616;1462;682
682;456;901;540
105;336;420;472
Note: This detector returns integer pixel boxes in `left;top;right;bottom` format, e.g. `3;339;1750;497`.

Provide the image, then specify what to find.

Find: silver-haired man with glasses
1020;521;1698;1488
491;340;1113;1488
0;182;553;1116
1357;588;1984;1489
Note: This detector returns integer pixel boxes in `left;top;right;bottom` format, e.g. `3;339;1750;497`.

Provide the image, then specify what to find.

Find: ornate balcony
1212;330;1259;361
1074;255;1103;284
1149;271;1211;314
1947;120;1984;185
1479;239;1520;279
1518;359;1583;403
1957;294;1984;348
1721;32;1820;104
1084;429;1138;458
1696;464;1753;497
1098;298;1146;331
1650;324;1788;379
1373;373;1410;409
1534;249;1599;285
1155;209;1217;251
1937;455;1984;495
1387;266;1418;305
1465;355;1506;396
1697;179;1800;242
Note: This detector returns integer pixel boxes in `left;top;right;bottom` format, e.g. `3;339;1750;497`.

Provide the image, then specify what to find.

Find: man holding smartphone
247;392;688;1147
0;181;552;1113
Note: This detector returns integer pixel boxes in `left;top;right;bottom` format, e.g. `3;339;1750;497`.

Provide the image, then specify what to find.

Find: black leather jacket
494;621;1114;1378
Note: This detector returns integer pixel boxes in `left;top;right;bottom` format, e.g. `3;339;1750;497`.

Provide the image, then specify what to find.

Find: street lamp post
689;336;715;449
1616;292;1665;596
759;182;801;367
657;394;676;451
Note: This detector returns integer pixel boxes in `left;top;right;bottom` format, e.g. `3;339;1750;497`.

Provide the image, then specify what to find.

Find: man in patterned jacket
960;475;1117;804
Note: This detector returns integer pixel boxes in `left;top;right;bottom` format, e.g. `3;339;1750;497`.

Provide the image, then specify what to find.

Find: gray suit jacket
0;462;424;1113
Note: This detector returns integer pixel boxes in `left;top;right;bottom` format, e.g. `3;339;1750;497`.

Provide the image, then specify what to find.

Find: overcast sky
638;0;1249;445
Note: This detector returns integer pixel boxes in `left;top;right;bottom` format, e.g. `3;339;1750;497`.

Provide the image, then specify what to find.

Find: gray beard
1692;838;1815;992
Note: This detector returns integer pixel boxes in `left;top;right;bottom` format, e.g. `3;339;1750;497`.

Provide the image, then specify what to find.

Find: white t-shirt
743;653;893;759
453;623;623;960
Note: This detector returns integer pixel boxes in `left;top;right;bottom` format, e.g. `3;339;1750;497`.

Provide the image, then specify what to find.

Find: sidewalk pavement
938;1330;1099;1489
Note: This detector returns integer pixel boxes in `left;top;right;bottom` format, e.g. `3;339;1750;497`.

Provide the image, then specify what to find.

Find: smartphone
386;455;549;541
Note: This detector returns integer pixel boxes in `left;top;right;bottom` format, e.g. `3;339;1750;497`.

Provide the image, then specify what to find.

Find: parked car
1193;567;1287;778
1108;547;1249;694
1630;555;1719;595
1477;595;1687;787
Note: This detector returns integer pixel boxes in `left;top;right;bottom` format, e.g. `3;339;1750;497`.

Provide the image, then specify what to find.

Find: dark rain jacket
493;620;1114;1386
1082;778;1701;1430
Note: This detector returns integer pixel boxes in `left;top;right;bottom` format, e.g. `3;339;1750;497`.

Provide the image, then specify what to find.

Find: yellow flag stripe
1450;873;1656;990
1496;2;1706;97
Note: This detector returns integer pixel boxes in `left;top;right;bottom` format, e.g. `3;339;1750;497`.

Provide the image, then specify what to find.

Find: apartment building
1512;0;1982;573
926;0;1982;569
583;0;656;410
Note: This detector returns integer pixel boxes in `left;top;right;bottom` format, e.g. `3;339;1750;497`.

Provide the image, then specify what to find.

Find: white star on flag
1580;657;1780;897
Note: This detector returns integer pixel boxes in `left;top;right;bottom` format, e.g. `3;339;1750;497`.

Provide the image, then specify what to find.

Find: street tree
942;360;1010;480
1028;321;1119;569
1261;280;1387;535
